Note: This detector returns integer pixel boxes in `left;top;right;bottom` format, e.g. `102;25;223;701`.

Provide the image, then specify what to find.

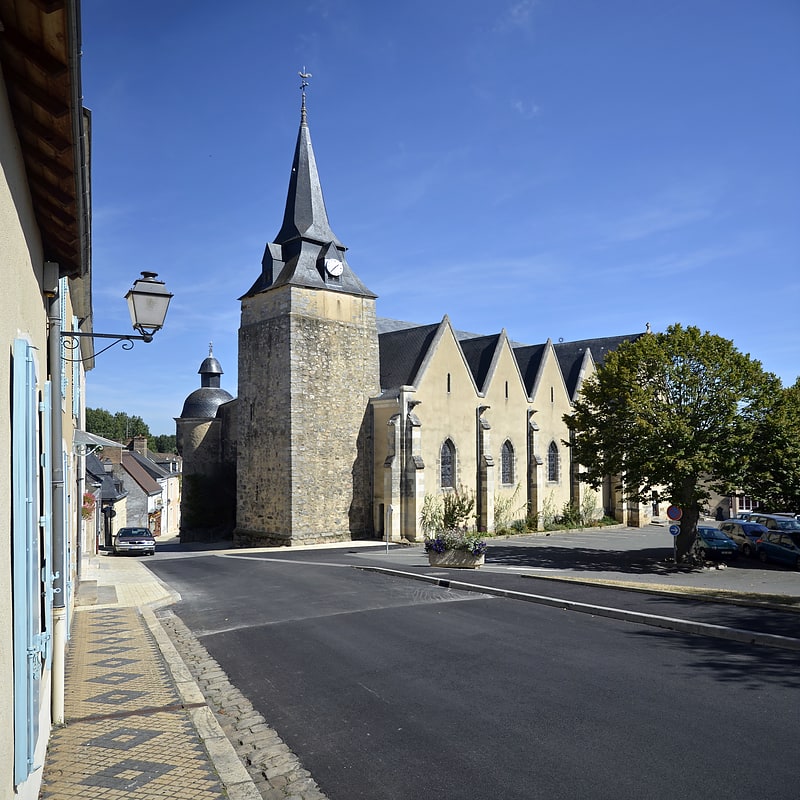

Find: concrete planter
427;549;485;569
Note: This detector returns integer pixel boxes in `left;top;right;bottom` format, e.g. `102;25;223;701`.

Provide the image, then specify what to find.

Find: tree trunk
675;504;700;562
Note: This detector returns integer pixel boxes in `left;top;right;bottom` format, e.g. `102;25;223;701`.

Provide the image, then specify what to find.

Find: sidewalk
39;541;263;800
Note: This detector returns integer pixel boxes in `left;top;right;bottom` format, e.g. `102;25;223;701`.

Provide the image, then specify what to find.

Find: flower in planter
424;529;487;557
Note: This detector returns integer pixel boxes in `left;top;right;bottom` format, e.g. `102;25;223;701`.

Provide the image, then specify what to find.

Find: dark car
719;520;770;558
113;527;156;556
749;514;800;533
756;530;800;570
692;525;739;561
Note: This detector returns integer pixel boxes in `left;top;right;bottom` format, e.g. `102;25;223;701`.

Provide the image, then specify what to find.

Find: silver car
113;527;156;556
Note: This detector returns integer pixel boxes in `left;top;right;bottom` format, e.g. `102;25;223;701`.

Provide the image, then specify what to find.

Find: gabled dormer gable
242;93;375;301
512;342;547;397
527;339;571;404
413;316;481;394
458;332;503;393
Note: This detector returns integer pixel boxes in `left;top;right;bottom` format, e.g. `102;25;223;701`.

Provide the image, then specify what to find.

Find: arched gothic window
440;439;455;488
501;440;514;485
547;441;560;483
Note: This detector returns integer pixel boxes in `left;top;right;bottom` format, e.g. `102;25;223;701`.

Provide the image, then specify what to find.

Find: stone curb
357;565;800;651
141;607;263;800
517;572;800;613
155;609;330;800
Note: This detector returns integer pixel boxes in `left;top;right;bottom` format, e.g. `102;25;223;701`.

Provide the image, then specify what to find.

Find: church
176;92;646;547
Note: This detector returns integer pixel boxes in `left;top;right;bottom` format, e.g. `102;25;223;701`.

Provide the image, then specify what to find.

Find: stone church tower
235;93;380;546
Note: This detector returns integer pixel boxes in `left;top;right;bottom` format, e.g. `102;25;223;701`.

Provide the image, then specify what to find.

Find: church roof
512;343;547;395
274;97;342;248
458;333;503;392
554;333;643;397
377;318;644;398
379;323;440;390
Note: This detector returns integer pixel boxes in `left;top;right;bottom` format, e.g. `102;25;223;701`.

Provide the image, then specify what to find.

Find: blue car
693;525;739;561
719;520;770;558
756;530;800;570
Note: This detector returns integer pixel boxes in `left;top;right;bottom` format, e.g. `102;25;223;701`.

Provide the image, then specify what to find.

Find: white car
113;527;156;556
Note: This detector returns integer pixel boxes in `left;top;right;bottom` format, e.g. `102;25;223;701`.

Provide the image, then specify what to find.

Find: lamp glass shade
125;272;173;334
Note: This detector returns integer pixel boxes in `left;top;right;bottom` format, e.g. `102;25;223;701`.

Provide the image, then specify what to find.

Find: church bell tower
235;83;380;546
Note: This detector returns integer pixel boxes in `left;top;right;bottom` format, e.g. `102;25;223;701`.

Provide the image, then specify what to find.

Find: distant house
85;452;128;550
97;436;181;537
123;447;181;536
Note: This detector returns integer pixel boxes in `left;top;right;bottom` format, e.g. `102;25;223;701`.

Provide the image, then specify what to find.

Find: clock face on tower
324;257;344;277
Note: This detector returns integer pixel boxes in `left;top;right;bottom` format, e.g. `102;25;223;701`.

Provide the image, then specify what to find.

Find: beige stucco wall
0;76;49;800
529;345;574;520
479;340;531;523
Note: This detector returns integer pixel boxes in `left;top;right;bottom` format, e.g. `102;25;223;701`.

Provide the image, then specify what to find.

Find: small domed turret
179;343;234;418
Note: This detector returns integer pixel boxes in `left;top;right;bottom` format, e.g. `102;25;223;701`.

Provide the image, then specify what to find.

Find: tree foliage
152;434;177;453
85;407;150;442
743;378;800;511
564;324;777;559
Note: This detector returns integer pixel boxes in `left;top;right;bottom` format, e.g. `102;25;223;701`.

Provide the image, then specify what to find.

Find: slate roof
180;387;235;419
121;452;161;496
85;454;127;503
180;347;235;418
379;323;440;390
125;449;171;480
459;334;502;392
377;319;644;397
554;333;643;397
512;343;547;396
242;101;375;300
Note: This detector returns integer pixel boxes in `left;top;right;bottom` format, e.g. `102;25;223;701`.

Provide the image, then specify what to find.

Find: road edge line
356;566;800;651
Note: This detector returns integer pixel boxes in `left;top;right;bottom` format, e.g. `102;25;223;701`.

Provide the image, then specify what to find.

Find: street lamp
61;271;173;358
125;271;173;342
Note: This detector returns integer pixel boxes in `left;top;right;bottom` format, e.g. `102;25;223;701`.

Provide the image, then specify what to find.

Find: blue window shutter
12;338;43;785
40;382;54;668
59;279;67;400
71;315;80;418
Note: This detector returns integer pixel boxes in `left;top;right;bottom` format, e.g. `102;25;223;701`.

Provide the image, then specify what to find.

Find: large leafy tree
564;324;777;560
86;407;150;442
744;378;800;511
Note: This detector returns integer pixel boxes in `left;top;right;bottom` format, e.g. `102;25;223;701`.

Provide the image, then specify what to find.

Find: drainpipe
48;286;67;726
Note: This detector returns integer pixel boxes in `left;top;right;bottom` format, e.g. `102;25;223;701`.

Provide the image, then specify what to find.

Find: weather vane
299;68;312;121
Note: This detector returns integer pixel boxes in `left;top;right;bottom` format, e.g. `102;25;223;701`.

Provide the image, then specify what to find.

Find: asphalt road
148;548;800;800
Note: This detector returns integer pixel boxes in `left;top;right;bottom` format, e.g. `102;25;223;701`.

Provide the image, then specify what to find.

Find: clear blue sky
81;0;800;436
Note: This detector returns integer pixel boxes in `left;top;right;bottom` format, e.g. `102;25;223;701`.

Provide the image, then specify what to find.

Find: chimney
131;435;148;457
103;448;123;467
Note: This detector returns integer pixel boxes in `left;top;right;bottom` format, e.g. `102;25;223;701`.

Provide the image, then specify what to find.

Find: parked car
719;520;770;558
693;525;739;561
755;530;800;569
749;514;800;533
113;527;156;556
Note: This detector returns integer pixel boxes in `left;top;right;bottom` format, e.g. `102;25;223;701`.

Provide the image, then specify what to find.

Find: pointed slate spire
242;80;375;300
274;87;342;248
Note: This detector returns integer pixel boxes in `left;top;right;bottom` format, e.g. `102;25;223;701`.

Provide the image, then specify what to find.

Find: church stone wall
236;285;379;546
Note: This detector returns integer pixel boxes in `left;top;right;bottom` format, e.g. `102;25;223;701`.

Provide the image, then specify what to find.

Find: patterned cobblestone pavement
38;548;301;800
40;606;232;799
